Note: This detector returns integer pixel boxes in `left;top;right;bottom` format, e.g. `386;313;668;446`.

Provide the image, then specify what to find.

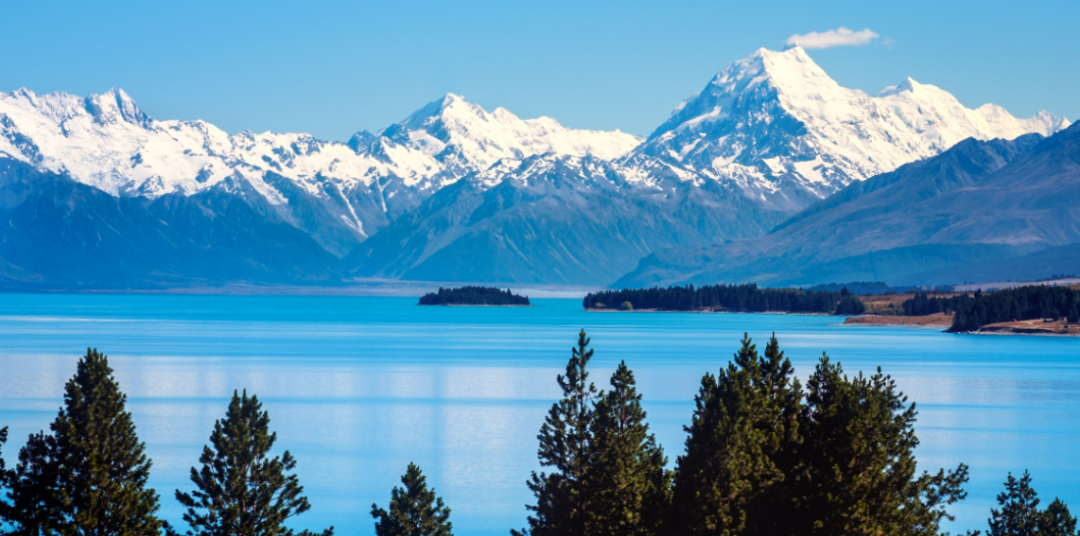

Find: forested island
1;339;1074;536
419;286;530;306
583;283;865;315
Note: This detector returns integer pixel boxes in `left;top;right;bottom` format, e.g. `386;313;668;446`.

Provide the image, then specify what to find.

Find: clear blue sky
3;0;1076;141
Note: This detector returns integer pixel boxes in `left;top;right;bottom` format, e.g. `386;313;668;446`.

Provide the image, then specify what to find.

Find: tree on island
174;390;333;536
1;349;166;536
370;463;453;536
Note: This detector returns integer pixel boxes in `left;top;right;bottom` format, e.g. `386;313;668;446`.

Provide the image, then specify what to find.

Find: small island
419;286;530;306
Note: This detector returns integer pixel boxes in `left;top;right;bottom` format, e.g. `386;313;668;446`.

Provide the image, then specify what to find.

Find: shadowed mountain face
616;122;1080;288
0;46;1070;288
0;159;340;289
346;156;787;285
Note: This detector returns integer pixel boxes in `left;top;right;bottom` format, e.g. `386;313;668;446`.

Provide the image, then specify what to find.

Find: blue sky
3;0;1076;141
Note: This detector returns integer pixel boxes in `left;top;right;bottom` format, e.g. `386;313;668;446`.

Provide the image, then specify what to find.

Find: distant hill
617;121;1080;288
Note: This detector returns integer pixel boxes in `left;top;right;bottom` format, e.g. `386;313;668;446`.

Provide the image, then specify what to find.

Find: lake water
0;294;1077;534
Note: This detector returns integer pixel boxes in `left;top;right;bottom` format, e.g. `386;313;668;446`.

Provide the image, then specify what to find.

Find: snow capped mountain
376;93;641;190
622;45;1069;211
0;88;641;203
1;46;1074;288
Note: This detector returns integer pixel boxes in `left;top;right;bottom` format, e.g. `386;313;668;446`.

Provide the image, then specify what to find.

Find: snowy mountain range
618;121;1080;288
0;45;1070;287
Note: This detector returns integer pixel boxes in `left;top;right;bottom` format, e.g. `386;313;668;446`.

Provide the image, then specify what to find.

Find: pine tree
987;471;1077;536
798;355;969;536
47;348;165;536
514;330;599;536
670;334;802;536
174;390;333;536
1039;498;1078;536
988;471;1041;536
6;431;62;535
370;463;453;536
0;426;10;528
586;361;670;536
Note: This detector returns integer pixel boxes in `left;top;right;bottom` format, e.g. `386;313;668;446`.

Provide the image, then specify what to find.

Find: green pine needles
515;330;670;536
1;339;1076;536
2;348;166;536
371;463;453;536
174;390;333;536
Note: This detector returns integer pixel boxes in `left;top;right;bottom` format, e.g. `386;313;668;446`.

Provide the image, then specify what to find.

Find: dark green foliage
902;292;974;316
1041;499;1078;536
798;356;969;535
6;431;62;535
418;287;530;306
174;390;332;536
515;330;599;536
583;284;863;315
987;471;1077;536
371;463;453;536
950;286;1080;332
670;333;802;536
21;348;165;536
834;288;867;315
0;426;9;527
587;362;670;536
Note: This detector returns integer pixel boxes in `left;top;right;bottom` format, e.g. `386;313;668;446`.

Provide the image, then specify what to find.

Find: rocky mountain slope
0;45;1069;287
616;121;1080;288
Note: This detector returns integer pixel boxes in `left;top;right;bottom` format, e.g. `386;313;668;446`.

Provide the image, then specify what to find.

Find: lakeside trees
583;284;865;315
0;339;1074;536
950;286;1080;332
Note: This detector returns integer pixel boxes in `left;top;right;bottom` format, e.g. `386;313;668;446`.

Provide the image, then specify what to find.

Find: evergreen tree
0;426;10;528
174;390;332;536
6;431;62;535
670;334;802;536
798;355;969;536
1039;499;1078;536
987;471;1077;536
370;463;453;536
586;362;670;536
45;348;165;536
514;330;599;536
989;471;1041;536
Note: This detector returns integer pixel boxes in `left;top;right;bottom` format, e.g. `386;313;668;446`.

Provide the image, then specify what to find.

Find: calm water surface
0;294;1077;534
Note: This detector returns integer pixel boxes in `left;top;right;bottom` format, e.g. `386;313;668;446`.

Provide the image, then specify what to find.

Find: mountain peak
84;87;151;127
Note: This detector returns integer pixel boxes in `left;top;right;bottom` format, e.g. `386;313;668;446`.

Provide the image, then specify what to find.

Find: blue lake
0;294;1077;534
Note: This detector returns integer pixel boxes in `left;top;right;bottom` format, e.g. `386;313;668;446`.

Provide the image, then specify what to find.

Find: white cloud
786;27;880;49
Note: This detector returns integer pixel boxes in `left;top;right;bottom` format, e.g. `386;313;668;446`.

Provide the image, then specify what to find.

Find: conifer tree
586;362;670;536
46;348;165;536
6;431;62;535
174;390;332;536
0;426;10;527
670;334;802;536
370;463;453;536
798;355;969;535
988;471;1041;536
1039;499;1078;536
514;330;599;536
987;471;1077;536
